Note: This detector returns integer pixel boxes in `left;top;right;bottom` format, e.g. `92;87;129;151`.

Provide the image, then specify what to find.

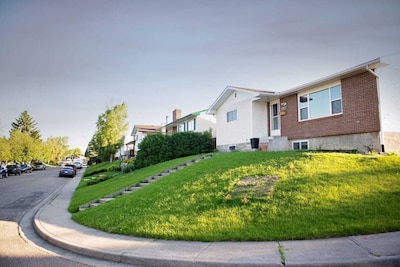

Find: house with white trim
131;125;161;156
163;109;216;138
207;56;400;153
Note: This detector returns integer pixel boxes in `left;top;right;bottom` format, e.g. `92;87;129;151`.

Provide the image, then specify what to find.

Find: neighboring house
163;109;217;138
131;124;161;156
208;57;400;153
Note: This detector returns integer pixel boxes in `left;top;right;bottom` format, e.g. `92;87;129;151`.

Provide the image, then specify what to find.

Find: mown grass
68;155;201;213
71;151;400;241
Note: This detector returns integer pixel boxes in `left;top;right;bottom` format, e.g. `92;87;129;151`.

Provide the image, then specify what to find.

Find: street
0;166;132;267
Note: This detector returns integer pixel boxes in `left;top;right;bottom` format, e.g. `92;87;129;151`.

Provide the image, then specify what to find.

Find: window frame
292;140;309;150
298;84;342;121
226;109;237;122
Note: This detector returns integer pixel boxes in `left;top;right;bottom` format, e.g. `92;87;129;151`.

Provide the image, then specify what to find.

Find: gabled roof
207;86;276;114
165;109;209;128
131;125;160;136
207;58;384;114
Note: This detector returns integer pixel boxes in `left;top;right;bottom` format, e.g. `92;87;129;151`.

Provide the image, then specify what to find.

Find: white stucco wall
252;101;268;139
216;91;254;146
197;117;217;137
377;54;400;133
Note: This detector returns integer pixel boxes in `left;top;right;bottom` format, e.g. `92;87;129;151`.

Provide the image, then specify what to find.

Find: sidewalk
33;174;400;267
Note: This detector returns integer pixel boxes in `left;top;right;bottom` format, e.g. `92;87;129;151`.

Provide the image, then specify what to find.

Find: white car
74;161;82;169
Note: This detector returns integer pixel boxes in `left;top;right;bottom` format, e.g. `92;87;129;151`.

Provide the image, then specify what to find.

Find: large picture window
299;85;342;121
227;110;237;122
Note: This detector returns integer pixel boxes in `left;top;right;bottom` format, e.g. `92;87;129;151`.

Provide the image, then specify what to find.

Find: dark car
59;166;75;178
64;164;77;175
20;164;32;173
6;164;22;175
0;166;7;178
33;162;46;171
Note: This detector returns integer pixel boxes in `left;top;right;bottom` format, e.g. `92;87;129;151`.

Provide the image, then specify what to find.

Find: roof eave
278;58;382;98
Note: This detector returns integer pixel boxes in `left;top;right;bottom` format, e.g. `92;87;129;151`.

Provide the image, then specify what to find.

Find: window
227;110;237;122
187;119;196;131
299;85;342;121
292;140;309;150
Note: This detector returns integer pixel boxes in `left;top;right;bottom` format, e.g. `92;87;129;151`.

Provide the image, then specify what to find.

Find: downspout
366;65;384;152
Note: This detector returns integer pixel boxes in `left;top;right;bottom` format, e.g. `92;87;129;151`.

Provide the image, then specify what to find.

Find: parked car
20;164;32;173
6;164;22;175
64;164;77;175
59;166;75;178
32;162;46;171
0;166;7;178
74;161;82;169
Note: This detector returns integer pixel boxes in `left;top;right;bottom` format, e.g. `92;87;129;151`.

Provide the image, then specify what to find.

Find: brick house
207;57;400;153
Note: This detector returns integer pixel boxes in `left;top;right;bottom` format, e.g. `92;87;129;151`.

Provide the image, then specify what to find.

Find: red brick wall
281;71;380;140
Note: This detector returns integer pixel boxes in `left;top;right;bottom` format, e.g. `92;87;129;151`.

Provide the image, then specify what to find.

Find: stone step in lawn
78;154;214;211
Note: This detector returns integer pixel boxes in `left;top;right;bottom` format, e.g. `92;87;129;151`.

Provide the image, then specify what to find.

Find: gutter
366;65;384;152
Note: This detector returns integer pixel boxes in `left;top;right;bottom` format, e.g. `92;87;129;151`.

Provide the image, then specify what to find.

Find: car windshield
62;166;73;170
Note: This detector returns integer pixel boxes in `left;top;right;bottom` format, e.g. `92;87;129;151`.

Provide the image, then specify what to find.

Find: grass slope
71;151;400;241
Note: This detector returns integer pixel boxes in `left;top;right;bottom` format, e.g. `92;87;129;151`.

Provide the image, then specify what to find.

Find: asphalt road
0;166;134;267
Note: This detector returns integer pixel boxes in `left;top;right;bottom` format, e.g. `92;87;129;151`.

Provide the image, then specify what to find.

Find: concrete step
98;198;114;203
121;190;134;195
128;186;141;191
78;153;215;211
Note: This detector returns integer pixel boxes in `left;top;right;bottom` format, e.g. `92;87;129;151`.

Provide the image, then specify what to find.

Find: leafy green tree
66;148;82;159
85;133;100;164
0;136;11;162
94;103;129;163
10;111;41;140
8;130;44;163
45;136;69;163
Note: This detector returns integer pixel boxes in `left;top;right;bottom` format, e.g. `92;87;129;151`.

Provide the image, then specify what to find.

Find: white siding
252;101;268;139
377;54;400;133
216;91;253;146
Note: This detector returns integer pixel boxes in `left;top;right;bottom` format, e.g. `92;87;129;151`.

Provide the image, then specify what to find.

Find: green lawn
71;151;400;241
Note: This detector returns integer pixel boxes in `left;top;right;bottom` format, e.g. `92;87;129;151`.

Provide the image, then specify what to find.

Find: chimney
173;109;181;121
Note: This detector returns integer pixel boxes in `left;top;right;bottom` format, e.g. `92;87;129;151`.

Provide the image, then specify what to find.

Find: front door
270;100;281;136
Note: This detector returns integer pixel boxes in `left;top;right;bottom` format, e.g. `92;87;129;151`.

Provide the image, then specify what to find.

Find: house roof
207;58;384;114
276;58;383;99
131;125;160;136
207;86;276;114
165;109;209;128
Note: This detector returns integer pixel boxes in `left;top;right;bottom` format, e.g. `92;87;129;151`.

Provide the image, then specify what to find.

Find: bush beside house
135;131;213;169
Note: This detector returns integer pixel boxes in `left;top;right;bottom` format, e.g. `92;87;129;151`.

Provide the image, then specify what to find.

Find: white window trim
298;84;342;121
292;140;309;150
227;109;237;122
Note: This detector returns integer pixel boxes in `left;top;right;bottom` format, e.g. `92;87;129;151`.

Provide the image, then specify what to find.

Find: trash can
250;138;260;149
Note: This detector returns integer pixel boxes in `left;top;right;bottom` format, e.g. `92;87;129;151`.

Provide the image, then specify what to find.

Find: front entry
270;100;281;136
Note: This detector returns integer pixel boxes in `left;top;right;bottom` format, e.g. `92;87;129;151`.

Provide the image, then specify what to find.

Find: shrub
135;131;213;169
122;163;135;173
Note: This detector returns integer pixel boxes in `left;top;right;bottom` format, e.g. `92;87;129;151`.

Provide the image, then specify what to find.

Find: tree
0;136;11;162
94;103;129;163
45;136;69;163
10;111;41;140
8;130;44;163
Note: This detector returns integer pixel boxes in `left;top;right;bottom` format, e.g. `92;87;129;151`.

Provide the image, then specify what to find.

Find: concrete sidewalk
32;174;400;267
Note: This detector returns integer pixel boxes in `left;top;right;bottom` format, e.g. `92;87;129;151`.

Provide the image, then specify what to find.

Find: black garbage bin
250;138;260;149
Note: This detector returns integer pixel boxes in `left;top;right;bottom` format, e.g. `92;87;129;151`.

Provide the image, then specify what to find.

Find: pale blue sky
0;0;399;152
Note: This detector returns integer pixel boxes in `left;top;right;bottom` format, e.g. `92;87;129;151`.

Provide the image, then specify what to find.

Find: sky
0;0;399;153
